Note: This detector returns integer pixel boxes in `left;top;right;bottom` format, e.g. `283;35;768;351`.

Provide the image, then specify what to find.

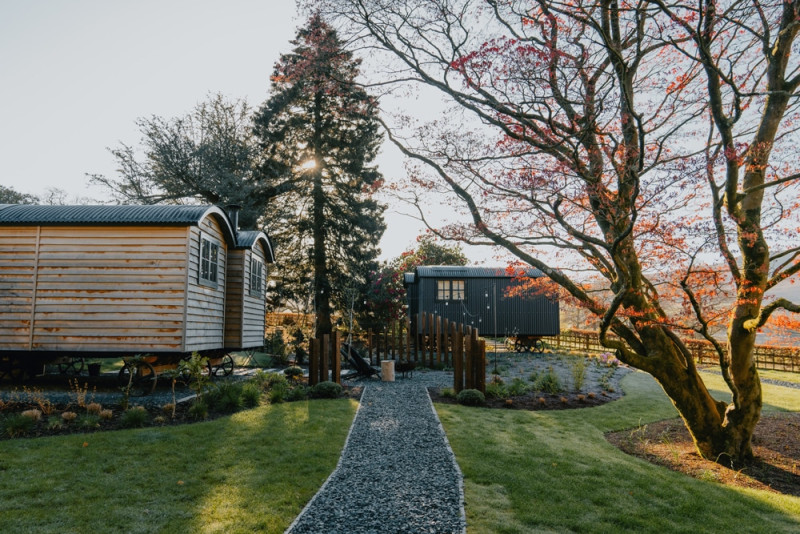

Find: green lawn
437;371;800;533
0;399;357;534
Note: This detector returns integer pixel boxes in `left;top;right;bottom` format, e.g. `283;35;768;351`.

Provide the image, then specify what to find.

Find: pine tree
254;13;386;337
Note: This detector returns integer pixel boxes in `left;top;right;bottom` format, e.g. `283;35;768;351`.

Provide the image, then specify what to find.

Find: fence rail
307;312;486;392
542;329;800;373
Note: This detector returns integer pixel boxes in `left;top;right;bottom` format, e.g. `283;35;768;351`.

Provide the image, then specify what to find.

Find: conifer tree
254;13;386;337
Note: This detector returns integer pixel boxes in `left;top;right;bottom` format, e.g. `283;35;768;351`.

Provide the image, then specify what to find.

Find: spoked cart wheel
212;354;235;377
0;357;26;382
117;359;158;396
58;357;85;376
533;338;545;354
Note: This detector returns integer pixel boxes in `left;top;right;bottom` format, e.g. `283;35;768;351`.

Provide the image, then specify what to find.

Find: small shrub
78;414;100;430
489;374;505;386
188;401;208;420
120;406;149;428
3;414;36;437
86;402;102;415
61;411;78;423
577;394;586;402
162;403;176;415
153;415;167;425
241;383;262;408
569;357;588;391
456;389;485;407
587;392;597;399
22;387;56;415
439;387;456;398
21;409;42;421
485;382;509;399
267;373;289;389
268;383;288;403
508;377;529;396
287;385;308;402
534;366;563;394
46;418;64;431
207;382;243;413
528;370;540;383
310;381;343;399
560;396;568;404
283;366;304;381
99;409;114;420
538;397;547;405
504;399;514;407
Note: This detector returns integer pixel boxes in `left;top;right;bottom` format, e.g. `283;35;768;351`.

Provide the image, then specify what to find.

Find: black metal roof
0;204;220;225
235;230;275;263
414;266;544;279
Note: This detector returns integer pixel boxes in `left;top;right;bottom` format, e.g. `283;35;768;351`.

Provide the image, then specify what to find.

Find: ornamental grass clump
21;409;42;421
310;381;343;399
2;413;36;437
457;389;485;407
241;382;262;408
534;366;563;394
569;357;588;391
61;411;78;423
120;406;149;428
207;382;243;413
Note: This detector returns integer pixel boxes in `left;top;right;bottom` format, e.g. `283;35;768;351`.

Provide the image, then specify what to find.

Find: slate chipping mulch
286;371;466;534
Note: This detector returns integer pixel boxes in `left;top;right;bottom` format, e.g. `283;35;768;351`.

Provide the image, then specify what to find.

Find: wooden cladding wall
185;221;226;352
1;226;188;351
224;242;268;349
0;227;38;348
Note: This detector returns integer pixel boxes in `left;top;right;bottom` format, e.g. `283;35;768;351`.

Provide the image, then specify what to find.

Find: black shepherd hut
404;266;559;337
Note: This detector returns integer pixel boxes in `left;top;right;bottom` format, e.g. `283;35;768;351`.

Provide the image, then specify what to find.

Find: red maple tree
316;0;800;465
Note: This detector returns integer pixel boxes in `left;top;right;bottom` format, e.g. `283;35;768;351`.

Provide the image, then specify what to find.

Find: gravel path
286;373;467;534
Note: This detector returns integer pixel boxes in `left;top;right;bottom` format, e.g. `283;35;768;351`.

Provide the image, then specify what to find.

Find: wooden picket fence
307;312;487;392
542;329;800;373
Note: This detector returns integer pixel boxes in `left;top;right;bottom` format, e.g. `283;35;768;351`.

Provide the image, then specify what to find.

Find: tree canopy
253;12;386;337
315;0;800;465
362;235;468;328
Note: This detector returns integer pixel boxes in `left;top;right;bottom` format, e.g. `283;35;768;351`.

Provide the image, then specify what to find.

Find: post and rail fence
304;312;486;392
542;329;799;373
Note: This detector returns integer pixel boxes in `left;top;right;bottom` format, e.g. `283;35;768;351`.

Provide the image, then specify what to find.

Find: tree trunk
640;326;761;466
312;91;332;338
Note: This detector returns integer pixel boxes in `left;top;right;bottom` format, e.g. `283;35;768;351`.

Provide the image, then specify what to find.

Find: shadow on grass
437;372;800;534
0;398;357;534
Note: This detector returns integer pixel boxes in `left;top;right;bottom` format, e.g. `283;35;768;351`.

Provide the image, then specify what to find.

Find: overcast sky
0;0;499;262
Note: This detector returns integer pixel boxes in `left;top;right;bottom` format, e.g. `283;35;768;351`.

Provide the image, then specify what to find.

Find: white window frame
199;234;220;287
249;256;265;298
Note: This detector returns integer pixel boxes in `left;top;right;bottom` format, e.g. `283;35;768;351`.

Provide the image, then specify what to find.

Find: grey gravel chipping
285;372;467;534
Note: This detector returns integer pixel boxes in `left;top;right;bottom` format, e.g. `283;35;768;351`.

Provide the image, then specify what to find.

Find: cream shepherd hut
0;204;274;368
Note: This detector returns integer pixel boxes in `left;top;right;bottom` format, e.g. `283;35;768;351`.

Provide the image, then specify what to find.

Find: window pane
436;280;449;300
452;280;465;300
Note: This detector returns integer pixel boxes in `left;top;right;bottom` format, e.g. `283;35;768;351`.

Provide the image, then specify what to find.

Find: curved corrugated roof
0;204;218;225
414;266;544;278
235;230;275;263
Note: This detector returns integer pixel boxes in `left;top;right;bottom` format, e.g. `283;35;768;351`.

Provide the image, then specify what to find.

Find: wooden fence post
428;313;435;368
453;323;463;393
475;338;486;394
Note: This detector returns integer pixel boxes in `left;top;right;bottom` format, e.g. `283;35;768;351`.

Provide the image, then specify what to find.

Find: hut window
249;257;264;297
436;280;465;301
199;236;219;286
